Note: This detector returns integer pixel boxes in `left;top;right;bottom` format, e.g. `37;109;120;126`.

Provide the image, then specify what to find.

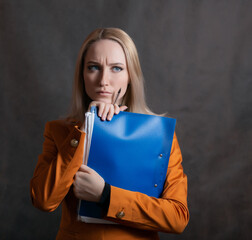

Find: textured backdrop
1;0;252;239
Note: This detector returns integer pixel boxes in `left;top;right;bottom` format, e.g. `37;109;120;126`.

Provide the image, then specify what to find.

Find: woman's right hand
89;101;127;121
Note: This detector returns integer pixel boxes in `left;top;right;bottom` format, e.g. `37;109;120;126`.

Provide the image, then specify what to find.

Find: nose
99;68;109;86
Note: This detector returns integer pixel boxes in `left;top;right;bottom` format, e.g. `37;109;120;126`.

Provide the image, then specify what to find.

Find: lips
96;90;112;96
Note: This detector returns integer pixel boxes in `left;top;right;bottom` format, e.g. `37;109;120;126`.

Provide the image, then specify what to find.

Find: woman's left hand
73;165;105;202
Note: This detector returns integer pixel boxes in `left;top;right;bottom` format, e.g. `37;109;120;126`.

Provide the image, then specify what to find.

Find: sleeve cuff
98;182;111;215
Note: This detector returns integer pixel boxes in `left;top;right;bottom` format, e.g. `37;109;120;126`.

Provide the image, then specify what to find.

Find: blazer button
70;139;79;147
116;211;125;219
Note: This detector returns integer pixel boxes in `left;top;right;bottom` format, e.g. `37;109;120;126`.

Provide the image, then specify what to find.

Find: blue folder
78;107;176;223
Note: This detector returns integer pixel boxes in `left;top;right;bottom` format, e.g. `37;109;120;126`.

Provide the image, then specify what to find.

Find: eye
87;65;100;71
112;66;123;72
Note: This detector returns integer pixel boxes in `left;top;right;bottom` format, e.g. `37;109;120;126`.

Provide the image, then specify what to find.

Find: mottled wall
1;0;251;239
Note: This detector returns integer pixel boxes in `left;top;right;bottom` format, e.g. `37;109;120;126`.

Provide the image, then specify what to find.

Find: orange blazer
30;119;189;240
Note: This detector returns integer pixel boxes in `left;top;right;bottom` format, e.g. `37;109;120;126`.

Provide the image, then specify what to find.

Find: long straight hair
67;28;153;123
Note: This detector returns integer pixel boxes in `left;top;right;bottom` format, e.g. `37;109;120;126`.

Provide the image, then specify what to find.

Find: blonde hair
67;28;153;123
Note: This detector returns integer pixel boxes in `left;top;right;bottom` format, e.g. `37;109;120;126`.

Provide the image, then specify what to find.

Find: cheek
83;75;95;99
117;74;129;96
117;72;129;86
84;73;94;88
84;80;90;93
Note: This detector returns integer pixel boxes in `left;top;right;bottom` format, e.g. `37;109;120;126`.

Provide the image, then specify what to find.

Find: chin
93;98;112;104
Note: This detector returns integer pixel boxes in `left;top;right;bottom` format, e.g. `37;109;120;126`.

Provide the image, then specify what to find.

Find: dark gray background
1;0;251;239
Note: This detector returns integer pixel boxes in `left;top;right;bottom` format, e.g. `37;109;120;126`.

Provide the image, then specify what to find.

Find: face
83;39;129;104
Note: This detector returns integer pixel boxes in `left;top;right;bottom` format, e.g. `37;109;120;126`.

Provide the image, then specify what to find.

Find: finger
101;104;111;121
88;101;97;111
114;104;120;115
78;164;92;173
119;105;128;112
107;105;115;121
97;103;105;117
73;172;83;185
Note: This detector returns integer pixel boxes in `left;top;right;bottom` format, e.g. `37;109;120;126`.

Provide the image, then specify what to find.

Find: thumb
88;101;98;111
78;164;92;173
119;105;128;112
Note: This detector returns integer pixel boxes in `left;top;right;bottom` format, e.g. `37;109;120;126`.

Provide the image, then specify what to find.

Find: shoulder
44;118;81;136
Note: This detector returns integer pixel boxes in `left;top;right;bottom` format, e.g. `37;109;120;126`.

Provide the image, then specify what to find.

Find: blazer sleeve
30;121;85;212
105;133;189;233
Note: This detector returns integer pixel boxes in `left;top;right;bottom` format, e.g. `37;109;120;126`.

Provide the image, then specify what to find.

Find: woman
30;28;189;240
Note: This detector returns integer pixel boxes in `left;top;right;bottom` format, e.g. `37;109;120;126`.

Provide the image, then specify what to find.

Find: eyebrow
86;61;125;66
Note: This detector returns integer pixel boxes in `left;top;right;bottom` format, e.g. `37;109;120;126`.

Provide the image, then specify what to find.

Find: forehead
85;39;126;63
